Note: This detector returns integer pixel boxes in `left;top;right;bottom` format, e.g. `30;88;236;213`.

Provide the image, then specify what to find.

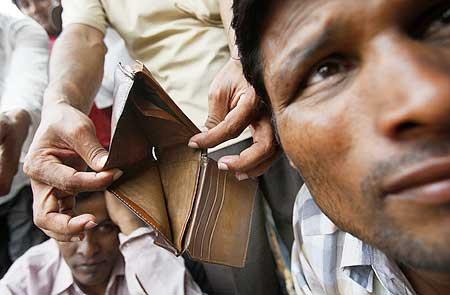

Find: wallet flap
104;64;149;169
132;62;200;136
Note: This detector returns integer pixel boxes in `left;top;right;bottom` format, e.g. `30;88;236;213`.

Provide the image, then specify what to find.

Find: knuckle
205;115;222;129
23;158;31;175
67;121;92;140
86;146;105;166
208;88;220;101
33;214;45;228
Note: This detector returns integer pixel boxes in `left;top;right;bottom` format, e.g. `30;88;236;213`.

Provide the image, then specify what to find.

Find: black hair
232;0;271;103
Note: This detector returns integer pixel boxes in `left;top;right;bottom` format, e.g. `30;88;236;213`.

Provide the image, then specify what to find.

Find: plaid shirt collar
292;185;416;295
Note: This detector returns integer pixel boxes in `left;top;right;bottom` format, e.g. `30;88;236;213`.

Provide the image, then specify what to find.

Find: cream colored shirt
0;5;48;205
61;0;251;150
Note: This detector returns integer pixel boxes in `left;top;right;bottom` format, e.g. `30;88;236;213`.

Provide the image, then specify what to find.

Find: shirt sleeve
119;227;203;295
0;15;49;160
61;0;108;34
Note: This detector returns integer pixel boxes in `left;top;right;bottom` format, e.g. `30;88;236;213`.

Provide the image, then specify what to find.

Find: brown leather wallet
103;61;257;267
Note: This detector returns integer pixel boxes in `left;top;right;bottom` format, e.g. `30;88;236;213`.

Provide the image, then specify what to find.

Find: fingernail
113;170;123;181
188;141;199;149
98;154;108;167
85;221;97;230
70;236;81;242
218;162;229;171
236;173;249;181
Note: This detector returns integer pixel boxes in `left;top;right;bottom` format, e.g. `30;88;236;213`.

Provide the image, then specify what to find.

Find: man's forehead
260;0;437;97
75;192;109;221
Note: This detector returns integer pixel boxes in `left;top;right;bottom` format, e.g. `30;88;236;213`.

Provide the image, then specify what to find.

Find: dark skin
259;0;450;294
57;192;121;295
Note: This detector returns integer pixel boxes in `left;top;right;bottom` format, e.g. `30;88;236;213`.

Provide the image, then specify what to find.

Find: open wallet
103;61;257;268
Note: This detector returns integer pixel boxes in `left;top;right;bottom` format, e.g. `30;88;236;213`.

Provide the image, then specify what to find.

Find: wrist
119;219;146;235
4;109;31;131
43;86;93;115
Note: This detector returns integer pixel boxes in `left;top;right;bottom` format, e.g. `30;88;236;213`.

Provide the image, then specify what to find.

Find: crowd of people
0;0;449;294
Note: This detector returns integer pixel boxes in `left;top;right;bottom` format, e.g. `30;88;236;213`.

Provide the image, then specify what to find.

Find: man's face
16;0;61;36
58;192;121;288
261;0;450;272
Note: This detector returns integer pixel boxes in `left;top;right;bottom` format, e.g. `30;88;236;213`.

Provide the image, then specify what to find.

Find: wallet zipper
118;62;136;80
182;150;209;254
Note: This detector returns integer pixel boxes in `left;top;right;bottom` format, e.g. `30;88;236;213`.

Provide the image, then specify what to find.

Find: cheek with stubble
275;102;360;222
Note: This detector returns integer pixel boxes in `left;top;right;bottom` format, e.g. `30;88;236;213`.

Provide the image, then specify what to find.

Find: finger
216;117;278;173
32;181;97;239
238;150;281;179
70;125;110;171
40;215;94;242
41;228;82;242
25;153;122;193
189;92;258;149
203;88;230;130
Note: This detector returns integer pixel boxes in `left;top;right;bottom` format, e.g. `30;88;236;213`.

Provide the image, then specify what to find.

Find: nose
76;231;100;258
369;33;450;141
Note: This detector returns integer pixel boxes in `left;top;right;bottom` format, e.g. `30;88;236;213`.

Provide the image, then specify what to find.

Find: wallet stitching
108;189;166;239
109;189;180;256
207;171;227;260
240;183;258;268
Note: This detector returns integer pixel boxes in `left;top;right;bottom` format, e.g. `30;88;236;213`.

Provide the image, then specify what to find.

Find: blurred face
58;192;120;289
261;0;450;272
16;0;61;36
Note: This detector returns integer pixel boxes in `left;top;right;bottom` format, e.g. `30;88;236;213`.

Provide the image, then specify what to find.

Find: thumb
205;86;231;130
72;127;109;171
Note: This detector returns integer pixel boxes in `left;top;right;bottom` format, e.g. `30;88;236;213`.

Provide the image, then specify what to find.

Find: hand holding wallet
103;62;257;267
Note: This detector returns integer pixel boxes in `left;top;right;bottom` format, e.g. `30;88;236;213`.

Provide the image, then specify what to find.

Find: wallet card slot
189;160;214;258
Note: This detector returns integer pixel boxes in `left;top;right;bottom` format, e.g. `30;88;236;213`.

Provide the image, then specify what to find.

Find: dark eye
305;56;352;86
415;4;450;42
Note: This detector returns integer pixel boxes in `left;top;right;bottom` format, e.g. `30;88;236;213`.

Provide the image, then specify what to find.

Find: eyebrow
277;26;341;101
285;29;335;71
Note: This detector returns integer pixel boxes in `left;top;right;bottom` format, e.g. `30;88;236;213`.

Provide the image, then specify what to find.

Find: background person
13;0;134;148
0;190;202;294
0;3;48;277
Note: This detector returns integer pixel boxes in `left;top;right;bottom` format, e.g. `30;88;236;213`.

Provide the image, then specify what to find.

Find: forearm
1;17;48;131
1;17;48;157
45;24;106;114
219;0;239;59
